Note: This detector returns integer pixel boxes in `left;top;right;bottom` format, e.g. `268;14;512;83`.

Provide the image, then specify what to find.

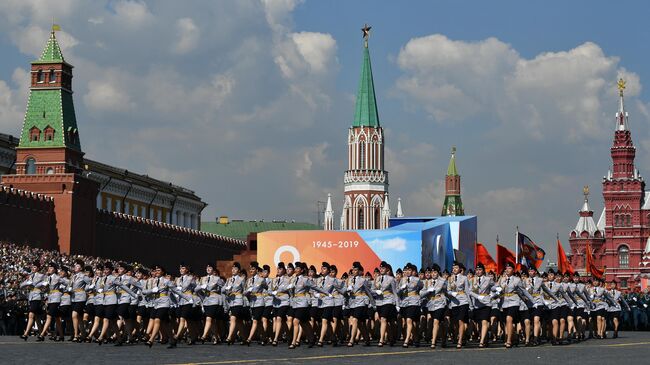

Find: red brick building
569;79;650;289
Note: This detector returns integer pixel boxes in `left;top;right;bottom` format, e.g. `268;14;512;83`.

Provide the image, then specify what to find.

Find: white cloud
291;32;337;73
172;18;200;54
112;0;153;26
11;25;79;58
369;237;407;252
83;69;134;112
396;34;639;141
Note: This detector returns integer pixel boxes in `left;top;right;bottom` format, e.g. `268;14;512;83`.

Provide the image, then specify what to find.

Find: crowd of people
1;241;650;351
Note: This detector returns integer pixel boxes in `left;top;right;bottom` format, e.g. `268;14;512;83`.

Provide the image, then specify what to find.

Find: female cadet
528;266;556;345
172;263;196;346
245;262;268;345
38;262;65;342
517;269;532;346
569;273;590;341
58;267;72;341
269;262;289;346
86;265;104;342
468;263;493;348
289;262;328;349
347;261;375;347
590;276;612;339
81;265;95;341
316;262;342;346
561;272;578;341
260;265;273;344
546;269;573;345
222;262;246;345
373;261;398;347
399;263;423;348
19;261;46;340
447;262;472;349
70;259;90;342
606;280;630;339
496;262;534;348
196;264;225;343
420;264;447;349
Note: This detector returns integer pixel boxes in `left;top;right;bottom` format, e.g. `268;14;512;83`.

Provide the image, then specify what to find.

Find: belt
229;292;242;296
209;293;221;296
353;293;367;297
183;291;192;295
294;293;307;297
382;291;393;295
74;289;85;292
407;293;419;297
593;299;602;303
104;291;115;295
49;290;60;294
428;294;442;299
252;293;265;297
503;293;516;297
118;290;127;294
532;294;541;297
158;294;168;298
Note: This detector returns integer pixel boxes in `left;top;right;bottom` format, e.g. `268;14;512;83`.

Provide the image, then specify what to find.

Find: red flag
557;239;575;275
475;243;497;273
585;242;604;279
517;232;546;269
496;244;517;274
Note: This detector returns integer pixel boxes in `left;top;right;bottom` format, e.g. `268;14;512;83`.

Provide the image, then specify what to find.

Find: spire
381;194;391;229
324;193;334;231
442;147;464;216
447;146;458;176
616;78;628;131
352;24;380;128
580;185;591;212
396;197;404;218
35;31;65;64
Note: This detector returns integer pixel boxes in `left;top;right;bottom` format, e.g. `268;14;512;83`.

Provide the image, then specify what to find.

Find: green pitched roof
447;149;458;176
18;90;81;150
201;221;319;241
352;46;380;128
33;32;65;64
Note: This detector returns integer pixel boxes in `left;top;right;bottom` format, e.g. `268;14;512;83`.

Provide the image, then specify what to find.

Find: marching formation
16;256;631;350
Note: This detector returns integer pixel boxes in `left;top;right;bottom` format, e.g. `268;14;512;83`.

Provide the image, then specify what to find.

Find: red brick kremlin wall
0;186;56;250
95;210;245;270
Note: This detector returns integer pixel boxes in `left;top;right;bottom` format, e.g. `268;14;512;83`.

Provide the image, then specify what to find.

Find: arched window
45;167;54;175
358;208;364;229
359;142;365;169
49;69;56;83
37;70;44;83
627;215;632;227
618;246;629;268
375;207;380;229
29;127;41;142
44;126;54;141
25;158;36;174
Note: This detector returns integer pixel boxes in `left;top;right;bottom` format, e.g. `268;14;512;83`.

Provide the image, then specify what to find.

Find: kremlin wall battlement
0;186;56;249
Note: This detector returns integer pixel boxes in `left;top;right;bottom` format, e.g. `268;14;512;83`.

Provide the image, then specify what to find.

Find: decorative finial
583;185;589;198
451;146;456;155
617;78;626;97
362;23;371;48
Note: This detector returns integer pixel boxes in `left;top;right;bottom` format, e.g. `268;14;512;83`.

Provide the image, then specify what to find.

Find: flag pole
515;226;519;265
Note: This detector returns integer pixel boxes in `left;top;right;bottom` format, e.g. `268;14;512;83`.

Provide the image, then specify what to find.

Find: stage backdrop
257;230;422;273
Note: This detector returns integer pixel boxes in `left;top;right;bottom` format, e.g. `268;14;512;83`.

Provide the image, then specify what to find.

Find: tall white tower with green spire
340;24;389;230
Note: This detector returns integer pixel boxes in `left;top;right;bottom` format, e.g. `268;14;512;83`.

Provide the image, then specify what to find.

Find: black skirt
401;305;420;321
473;306;491;322
377;304;397;320
451;304;469;323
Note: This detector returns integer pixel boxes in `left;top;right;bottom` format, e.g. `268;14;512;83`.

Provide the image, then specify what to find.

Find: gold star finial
583;185;589;198
362;23;371;47
617;78;626;97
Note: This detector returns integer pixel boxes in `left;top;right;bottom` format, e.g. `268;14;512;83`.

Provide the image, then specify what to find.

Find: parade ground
1;332;649;365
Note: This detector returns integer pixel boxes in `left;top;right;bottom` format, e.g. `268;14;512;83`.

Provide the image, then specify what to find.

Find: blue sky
1;1;649;261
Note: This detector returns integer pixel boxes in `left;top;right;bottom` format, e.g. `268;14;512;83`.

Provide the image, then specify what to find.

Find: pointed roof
352;41;380;128
396;197;404;217
616;78;629;131
382;195;390;213
572;186;601;237
325;193;333;213
33;31;66;64
596;206;606;231
447;147;458;176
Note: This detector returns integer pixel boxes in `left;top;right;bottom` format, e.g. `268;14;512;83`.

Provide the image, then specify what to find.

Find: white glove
224;286;232;291
67;287;72;292
375;290;382;295
176;286;182;291
88;284;95;290
427;287;434;292
200;284;207;289
347;286;353;291
152;287;159;293
644;304;648;308
25;280;32;286
328;294;333;298
97;288;103;293
400;285;407;290
271;290;278;296
314;293;320;298
287;284;294;290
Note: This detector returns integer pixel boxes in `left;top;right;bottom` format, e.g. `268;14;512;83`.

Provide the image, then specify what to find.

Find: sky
1;0;650;262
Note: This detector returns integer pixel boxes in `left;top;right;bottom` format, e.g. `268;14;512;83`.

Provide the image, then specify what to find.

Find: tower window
359;143;365;169
375;207;380;229
358;208;364;229
618;245;629;268
49;69;56;83
29;126;41;142
37;70;44;83
25;158;36;175
44;126;55;141
45;167;54;175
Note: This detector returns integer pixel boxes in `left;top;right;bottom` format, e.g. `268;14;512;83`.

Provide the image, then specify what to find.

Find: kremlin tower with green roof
441;147;465;216
339;25;390;230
